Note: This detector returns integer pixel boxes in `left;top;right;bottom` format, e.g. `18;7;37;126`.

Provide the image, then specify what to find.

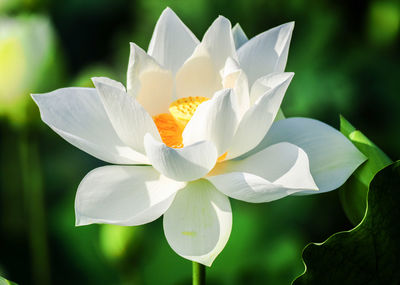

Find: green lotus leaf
339;115;392;225
293;161;400;284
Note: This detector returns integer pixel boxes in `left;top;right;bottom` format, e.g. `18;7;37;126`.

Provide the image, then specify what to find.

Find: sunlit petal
221;57;250;119
183;89;239;156
163;179;232;266
238;22;294;85
76;165;185;226
201;15;237;71
253;118;367;194
32;88;147;164
175;15;236;99
232;23;248;49
93;77;160;154
227;73;294;159
148;7;199;74
127;43;173;115
144;134;218;182
175;45;221;99
208;142;317;202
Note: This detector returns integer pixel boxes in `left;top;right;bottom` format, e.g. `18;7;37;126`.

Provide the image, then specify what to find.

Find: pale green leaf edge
0;276;18;285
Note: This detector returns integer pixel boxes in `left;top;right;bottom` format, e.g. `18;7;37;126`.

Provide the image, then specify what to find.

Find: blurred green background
0;0;398;284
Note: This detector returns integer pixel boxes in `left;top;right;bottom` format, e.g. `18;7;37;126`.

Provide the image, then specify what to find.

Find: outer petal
75;165;186;226
92;77;161;154
253;118;367;194
227;73;294;159
163;179;232;266
232;23;248;49
208;142;318;203
127;43;173;115
92;76;126;91
148;7;199;74
249;72;293;104
238;22;294;85
182;89;239;156
32;88;146;164
144;134;218;182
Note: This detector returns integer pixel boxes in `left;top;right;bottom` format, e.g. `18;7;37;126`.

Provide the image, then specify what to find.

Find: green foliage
0;276;17;285
71;65;118;88
368;1;400;46
339;116;392;225
293;161;400;285
99;225;138;261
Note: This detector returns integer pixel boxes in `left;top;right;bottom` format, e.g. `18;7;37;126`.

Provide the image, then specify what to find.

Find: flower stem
192;262;206;285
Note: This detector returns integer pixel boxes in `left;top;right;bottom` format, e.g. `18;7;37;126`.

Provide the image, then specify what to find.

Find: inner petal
153;96;209;149
152;96;228;163
169;96;209;128
175;48;222;99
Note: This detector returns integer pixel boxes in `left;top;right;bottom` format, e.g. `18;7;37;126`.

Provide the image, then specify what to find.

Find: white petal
220;56;241;79
92;77;160;154
253;118;367;194
174;16;237;99
32;88;146;164
175;45;221;99
163;179;232;266
144;134;218;182
232;23;248;49
238;22;294;85
201;15;237;71
127;43;174;115
75;165;186;226
183;89;239;156
148;7;199;74
208;142;318;203
221;57;250;119
92;76;126;91
227;73;293;159
250;72;293;104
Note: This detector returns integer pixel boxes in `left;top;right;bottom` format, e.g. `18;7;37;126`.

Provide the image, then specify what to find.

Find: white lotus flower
32;8;366;266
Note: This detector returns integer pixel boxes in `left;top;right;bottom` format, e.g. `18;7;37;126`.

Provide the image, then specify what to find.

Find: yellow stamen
217;152;228;163
169;96;209;128
153;96;228;162
153;113;183;148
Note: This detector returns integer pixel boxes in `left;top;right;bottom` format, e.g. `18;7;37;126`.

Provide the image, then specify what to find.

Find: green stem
192;262;206;285
19;130;51;285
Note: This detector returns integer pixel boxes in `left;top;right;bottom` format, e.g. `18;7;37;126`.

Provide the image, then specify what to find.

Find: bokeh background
0;0;399;284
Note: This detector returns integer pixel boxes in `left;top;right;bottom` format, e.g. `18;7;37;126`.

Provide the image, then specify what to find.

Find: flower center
169;96;210;128
153;113;184;148
153;96;228;163
153;96;209;149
